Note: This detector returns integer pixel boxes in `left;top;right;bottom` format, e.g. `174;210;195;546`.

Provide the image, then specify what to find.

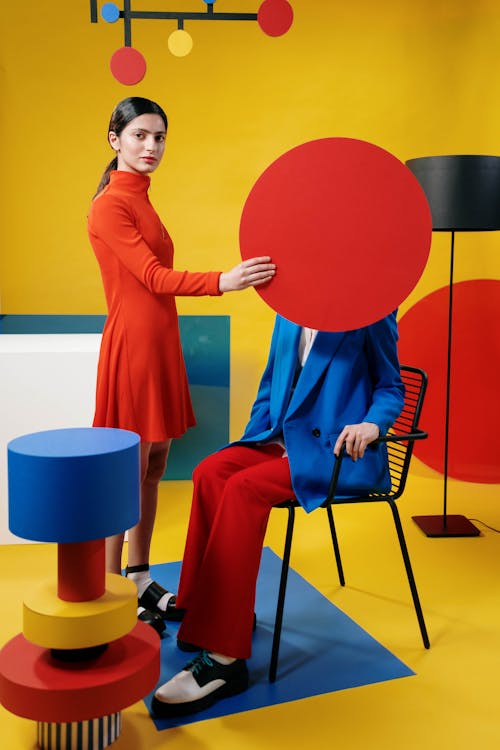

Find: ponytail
94;155;118;199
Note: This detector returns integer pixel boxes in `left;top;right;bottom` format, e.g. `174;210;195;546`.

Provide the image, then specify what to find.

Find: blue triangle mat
146;547;414;729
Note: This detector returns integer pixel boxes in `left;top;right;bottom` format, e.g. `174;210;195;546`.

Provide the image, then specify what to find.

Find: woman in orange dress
88;97;275;633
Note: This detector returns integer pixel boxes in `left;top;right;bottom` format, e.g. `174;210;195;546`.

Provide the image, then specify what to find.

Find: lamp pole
405;155;500;537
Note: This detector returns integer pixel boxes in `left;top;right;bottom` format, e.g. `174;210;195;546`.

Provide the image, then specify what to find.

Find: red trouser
176;443;294;659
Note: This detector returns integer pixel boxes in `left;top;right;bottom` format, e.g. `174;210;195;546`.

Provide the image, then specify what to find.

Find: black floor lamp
405;155;500;537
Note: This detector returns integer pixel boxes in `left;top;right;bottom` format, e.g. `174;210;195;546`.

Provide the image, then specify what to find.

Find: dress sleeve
88;194;222;296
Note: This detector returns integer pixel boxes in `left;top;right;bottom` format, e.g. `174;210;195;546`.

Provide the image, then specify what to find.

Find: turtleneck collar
109;170;151;192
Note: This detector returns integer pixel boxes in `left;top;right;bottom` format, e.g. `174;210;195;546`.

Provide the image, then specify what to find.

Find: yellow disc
23;573;137;649
168;29;193;57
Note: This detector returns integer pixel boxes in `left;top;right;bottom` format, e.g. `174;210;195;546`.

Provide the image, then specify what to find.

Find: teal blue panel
1;315;230;481
177;316;230;387
164;384;229;480
166;316;230;479
0;314;107;333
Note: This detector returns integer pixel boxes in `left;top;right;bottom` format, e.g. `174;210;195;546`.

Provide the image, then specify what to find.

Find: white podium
0;334;101;544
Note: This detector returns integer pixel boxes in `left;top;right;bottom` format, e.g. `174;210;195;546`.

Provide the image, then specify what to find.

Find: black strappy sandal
139;580;186;622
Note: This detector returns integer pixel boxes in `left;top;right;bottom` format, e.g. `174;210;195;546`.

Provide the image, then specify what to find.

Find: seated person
152;311;405;718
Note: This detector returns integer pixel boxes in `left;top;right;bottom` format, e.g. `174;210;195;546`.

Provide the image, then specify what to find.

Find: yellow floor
1;463;499;749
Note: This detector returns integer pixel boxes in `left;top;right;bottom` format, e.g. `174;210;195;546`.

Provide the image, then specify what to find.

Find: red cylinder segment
58;540;106;601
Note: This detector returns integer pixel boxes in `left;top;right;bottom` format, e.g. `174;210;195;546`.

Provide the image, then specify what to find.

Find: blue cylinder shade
8;428;140;543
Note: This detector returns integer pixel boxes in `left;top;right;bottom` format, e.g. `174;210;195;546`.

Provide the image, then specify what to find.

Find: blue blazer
233;313;405;513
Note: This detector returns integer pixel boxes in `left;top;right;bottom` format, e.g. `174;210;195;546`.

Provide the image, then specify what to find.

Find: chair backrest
383;365;428;500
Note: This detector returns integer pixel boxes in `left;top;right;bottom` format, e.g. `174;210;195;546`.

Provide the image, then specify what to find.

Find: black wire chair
269;365;430;683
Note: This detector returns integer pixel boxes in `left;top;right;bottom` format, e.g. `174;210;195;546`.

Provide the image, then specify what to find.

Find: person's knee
224;472;271;511
144;450;168;485
192;451;227;486
223;472;258;501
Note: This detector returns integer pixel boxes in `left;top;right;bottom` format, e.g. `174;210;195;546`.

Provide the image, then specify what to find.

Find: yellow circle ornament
168;29;193;57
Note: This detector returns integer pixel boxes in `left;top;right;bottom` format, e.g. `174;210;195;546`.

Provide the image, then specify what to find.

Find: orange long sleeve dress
88;170;222;443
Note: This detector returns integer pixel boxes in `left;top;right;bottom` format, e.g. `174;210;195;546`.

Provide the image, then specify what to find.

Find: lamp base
412;514;480;537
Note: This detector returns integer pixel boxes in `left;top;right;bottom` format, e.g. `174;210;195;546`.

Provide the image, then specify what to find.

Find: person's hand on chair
334;422;380;461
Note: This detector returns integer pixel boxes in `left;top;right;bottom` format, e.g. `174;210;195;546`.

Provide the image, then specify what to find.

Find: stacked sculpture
0;427;160;750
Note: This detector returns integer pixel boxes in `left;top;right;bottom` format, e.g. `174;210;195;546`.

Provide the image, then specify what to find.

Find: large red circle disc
240;138;432;331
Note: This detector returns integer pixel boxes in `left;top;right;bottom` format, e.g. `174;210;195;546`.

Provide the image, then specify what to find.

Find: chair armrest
376;428;428;444
325;427;427;503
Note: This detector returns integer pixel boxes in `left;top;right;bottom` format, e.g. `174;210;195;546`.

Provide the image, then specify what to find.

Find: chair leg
388;499;430;649
269;503;295;682
326;505;345;586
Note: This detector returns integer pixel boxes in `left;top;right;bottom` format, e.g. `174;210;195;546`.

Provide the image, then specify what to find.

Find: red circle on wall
110;47;147;85
257;0;294;37
398;279;500;483
240;137;432;331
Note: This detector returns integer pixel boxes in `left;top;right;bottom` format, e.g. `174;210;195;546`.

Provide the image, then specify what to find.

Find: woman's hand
219;256;276;293
333;422;380;461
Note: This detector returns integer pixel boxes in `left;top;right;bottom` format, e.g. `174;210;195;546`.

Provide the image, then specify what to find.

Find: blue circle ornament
101;2;120;23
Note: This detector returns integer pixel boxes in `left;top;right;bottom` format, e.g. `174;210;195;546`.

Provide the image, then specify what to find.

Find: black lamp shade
405;155;500;231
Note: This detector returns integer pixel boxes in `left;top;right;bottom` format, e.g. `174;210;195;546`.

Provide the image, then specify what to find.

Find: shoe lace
186;649;214;675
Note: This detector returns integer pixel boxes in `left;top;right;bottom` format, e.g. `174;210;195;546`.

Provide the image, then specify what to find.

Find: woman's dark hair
94;97;168;197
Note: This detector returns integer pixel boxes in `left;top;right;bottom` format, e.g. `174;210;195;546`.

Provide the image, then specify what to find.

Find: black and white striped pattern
36;713;122;750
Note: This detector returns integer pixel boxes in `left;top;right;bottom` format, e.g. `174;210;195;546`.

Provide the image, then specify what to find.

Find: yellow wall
1;0;500;436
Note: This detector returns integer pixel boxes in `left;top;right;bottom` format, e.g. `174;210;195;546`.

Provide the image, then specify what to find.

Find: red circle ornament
257;0;294;37
110;47;147;85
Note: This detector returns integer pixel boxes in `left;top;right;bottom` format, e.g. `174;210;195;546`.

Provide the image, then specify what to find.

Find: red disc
257;0;294;36
240;138;432;331
398;279;500;483
0;622;159;722
110;47;146;85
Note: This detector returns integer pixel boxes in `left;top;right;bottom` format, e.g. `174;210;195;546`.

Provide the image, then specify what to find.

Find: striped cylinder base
37;713;122;750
